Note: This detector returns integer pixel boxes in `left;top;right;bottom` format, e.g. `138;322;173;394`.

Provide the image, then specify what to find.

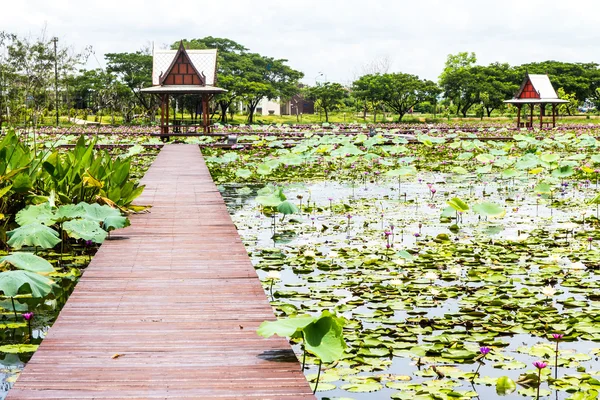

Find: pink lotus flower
533;361;547;369
22;312;34;321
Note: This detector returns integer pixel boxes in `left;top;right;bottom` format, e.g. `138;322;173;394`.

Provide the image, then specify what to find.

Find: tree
305;82;348;122
474;63;520;117
557;87;578;116
238;53;303;123
439;52;480;117
352;74;385;121
2;30;89;126
378;73;440;121
105;51;156;116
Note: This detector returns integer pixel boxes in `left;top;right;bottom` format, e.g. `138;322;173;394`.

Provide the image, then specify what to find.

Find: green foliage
7;223;61;250
447;197;469;212
305;83;348;122
257;310;346;363
472;202;505;218
0;253;54;274
495;376;517;395
63;219;107;244
0;271;54;297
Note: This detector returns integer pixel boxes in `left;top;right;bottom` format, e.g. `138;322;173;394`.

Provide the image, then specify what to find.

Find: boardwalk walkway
8;145;314;399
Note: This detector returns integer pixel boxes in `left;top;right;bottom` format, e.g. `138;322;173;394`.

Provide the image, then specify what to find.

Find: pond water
220;174;600;399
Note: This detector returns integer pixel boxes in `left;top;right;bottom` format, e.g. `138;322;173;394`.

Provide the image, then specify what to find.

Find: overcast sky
2;0;599;85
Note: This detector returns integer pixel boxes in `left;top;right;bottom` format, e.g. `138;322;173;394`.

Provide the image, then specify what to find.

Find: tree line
2;30;600;126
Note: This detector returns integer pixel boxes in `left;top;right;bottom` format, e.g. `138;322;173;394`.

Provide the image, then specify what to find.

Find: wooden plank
7;144;314;399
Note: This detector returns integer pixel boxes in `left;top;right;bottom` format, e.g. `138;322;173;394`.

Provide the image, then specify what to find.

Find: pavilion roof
151;48;218;86
504;73;568;104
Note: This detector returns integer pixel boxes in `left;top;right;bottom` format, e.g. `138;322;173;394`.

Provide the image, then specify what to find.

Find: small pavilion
504;74;568;129
141;42;226;135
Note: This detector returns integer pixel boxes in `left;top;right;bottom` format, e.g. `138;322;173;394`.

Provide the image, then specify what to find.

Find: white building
239;97;281;116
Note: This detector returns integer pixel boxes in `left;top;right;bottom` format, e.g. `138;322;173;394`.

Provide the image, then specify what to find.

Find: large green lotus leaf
55;203;87;222
534;183;552;194
476;153;494;163
64;219;107;243
0;270;54;297
551;165;574;178
451;166;469;175
80;203;121;222
15;203;56;226
102;216;130;232
256;194;283;207
495;376;517;395
7;224;61;250
257;315;316;338
443;348;477;360
303;311;346;363
386;166;417;177
235;169;252;179
514;154;539;170
277;201;299;216
501;168;519;179
0;253;54;273
256;164;273;176
220;152;239;163
447;197;469;212
0;344;39;354
278;154;304;166
540;153;560;163
472;202;505;218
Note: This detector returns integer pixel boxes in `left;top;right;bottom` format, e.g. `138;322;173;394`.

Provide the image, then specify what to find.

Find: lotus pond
207;129;600;400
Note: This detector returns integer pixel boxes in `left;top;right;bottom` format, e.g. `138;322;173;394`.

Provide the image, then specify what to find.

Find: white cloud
2;0;599;85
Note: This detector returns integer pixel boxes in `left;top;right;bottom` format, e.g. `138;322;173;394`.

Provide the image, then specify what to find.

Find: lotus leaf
63;219;107;243
472;202;505;218
7;223;61;250
0;253;54;274
15;203;57;227
0;270;54;297
102;216;130;232
277;201;299;215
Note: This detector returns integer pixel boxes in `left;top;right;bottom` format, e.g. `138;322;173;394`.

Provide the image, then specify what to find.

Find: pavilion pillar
160;94;166;134
529;104;534;129
516;105;522;129
552;104;557;127
165;94;170;134
202;94;209;133
540;104;545;129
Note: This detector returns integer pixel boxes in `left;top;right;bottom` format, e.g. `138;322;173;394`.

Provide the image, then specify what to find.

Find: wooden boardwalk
8;145;314;399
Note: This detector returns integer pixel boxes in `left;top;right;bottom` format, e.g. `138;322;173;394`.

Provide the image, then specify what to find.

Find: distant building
281;93;315;115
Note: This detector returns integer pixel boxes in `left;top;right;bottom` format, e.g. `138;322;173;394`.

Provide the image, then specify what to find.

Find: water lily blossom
22;312;34;321
541;285;557;298
533;361;548;369
266;271;281;280
424;271;438;281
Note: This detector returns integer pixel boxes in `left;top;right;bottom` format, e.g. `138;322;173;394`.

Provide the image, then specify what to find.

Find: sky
2;0;599;85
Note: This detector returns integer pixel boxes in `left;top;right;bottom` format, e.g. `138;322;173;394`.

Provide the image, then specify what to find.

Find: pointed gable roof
159;41;205;86
515;74;560;100
151;42;218;86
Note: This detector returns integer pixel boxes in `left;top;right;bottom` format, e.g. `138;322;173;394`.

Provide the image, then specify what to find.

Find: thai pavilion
504;73;568;129
141;42;226;136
